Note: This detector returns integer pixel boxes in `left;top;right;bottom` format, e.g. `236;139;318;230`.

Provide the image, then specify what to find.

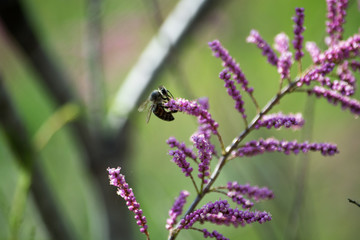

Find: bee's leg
163;105;178;113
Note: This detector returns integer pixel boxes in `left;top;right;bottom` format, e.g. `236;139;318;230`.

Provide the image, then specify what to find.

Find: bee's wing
138;100;150;112
146;104;154;123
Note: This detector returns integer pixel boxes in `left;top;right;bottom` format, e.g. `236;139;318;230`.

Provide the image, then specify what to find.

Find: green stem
9;167;32;240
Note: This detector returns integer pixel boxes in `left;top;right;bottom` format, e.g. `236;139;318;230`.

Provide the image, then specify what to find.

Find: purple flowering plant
108;1;359;239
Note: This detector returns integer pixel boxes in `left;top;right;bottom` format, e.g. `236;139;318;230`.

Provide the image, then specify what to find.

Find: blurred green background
0;0;359;239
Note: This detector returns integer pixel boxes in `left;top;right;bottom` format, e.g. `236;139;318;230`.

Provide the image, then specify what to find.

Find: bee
138;86;177;123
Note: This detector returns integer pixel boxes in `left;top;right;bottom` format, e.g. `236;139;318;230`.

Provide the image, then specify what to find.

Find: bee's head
158;86;174;99
150;90;162;102
159;86;168;96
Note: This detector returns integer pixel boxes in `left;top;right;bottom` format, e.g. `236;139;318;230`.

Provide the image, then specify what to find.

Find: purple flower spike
192;134;213;184
321;34;360;64
292;7;305;61
275;33;290;53
202;229;229;240
247;30;279;66
337;61;356;88
208;40;253;94
234;138;339;157
166;190;190;230
350;60;360;72
226;182;274;202
219;69;246;119
298;62;335;86
169;150;193;177
274;33;293;79
277;52;293;79
326;0;349;45
167;136;197;161
305;42;322;64
227;191;254;209
197;97;210;110
326;0;338;44
255;112;305;130
164;98;219;136
179;200;272;229
307;86;360;115
107;167;150;237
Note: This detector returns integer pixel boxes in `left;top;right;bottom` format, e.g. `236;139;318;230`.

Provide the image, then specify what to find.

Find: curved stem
189;174;200;195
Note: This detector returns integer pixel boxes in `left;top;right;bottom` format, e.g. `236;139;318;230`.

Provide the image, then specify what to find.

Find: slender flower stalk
107;167;150;239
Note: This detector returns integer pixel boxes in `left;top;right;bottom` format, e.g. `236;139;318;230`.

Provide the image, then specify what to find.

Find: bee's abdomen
153;105;174;121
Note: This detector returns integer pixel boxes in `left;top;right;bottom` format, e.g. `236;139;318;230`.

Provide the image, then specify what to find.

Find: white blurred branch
106;0;210;131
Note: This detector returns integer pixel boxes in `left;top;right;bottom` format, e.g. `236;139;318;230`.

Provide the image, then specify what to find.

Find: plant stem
168;80;298;240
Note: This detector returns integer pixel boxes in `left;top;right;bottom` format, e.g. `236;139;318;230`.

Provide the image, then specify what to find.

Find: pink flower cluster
169;149;194;177
167;136;197;161
292;7;305;61
307;86;360;115
226;182;274;208
326;0;348;45
254;112;304;129
247;30;279;66
208;40;253;94
192;134;213;184
179;200;271;230
202;229;229;240
219;69;246;119
166;190;190;230
107;167;149;236
165;98;219;136
234;138;339;157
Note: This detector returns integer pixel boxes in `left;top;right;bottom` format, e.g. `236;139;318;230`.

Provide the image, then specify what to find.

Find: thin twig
189;174;200;195
348;198;360;207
